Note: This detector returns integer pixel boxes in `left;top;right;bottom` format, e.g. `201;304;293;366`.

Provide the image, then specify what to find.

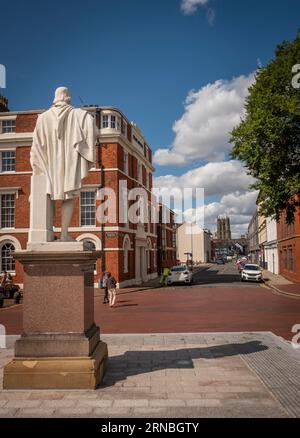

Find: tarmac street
1;263;300;341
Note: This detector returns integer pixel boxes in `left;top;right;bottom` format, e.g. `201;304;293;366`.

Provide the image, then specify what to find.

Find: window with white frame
102;114;109;128
0;242;15;272
0;194;15;228
110;115;116;129
153;245;157;268
123;150;129;175
0;151;16;172
1;119;16;134
102;113;122;131
80;191;96;227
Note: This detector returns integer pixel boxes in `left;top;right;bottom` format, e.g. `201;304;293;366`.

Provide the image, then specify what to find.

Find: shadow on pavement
100;341;268;388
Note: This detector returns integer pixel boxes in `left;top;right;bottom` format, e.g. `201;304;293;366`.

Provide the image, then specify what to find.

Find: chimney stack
0;95;9;112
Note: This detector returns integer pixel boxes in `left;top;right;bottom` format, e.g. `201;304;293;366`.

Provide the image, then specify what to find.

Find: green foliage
231;30;300;223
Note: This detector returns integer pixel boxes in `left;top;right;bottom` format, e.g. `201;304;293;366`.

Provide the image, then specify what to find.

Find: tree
231;30;300;223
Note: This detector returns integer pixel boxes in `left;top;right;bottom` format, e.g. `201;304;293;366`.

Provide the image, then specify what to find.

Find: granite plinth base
3;248;108;390
3;341;108;390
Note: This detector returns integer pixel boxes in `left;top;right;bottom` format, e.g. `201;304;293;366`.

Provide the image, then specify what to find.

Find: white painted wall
266;217;277;243
177;223;211;264
264;217;279;274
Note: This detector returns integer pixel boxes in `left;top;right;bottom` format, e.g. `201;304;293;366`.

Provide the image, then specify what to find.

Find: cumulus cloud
181;0;209;15
154;73;255;166
184;191;259;237
154;162;257;236
154;160;255;198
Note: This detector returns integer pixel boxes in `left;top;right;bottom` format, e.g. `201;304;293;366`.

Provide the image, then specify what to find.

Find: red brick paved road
1;285;300;341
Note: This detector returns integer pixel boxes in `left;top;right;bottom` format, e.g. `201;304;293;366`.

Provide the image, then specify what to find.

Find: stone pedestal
3;249;108;390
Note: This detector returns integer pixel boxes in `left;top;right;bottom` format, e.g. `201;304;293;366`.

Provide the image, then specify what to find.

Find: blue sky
1;0;300;235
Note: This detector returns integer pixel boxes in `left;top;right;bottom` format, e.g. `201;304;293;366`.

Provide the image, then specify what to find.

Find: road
1;263;300;340
190;262;262;288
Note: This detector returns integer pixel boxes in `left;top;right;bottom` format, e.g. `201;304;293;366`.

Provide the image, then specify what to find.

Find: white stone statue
30;87;95;243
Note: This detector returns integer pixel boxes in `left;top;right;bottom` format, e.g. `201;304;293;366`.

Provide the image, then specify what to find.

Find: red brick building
278;208;300;283
157;205;177;274
0;97;157;287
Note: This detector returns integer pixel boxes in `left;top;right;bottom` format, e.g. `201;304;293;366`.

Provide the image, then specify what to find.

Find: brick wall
278;209;300;283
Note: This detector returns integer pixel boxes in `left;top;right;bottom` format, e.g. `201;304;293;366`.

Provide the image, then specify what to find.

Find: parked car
167;265;193;285
241;264;263;283
216;258;225;265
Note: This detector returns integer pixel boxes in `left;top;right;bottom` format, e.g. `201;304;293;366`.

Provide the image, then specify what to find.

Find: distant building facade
248;210;260;263
177;223;211;264
157;205;177;274
258;214;267;268
264;217;279;275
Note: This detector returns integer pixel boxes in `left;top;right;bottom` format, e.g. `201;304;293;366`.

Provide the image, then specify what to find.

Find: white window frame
80;190;97;227
0;193;15;229
0;119;16;134
110;115;116;129
0;150;16;173
102;114;109;128
0;242;16;273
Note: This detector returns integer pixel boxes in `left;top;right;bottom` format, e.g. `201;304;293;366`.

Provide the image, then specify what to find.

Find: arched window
123;236;130;274
1;243;15;272
84;240;96;251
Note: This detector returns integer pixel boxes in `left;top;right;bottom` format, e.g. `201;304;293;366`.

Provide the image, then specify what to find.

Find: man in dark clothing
101;272;109;304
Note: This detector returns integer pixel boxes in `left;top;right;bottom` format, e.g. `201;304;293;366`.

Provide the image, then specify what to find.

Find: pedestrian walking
101;272;109;304
107;273;117;308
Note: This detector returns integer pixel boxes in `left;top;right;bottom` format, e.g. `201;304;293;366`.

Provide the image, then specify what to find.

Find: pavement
263;270;300;298
0;332;299;418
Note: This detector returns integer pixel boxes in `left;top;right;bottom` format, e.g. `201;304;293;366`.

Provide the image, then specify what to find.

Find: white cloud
184;191;258;237
181;0;209;15
154;73;255;166
154;160;255;197
154;162;258;237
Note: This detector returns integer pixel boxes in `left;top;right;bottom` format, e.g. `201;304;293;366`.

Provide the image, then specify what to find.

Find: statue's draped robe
31;104;95;200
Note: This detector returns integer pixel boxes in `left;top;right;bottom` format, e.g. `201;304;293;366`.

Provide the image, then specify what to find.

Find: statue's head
53;87;71;105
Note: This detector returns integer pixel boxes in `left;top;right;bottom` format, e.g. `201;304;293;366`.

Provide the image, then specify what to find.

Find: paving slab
0;332;299;418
